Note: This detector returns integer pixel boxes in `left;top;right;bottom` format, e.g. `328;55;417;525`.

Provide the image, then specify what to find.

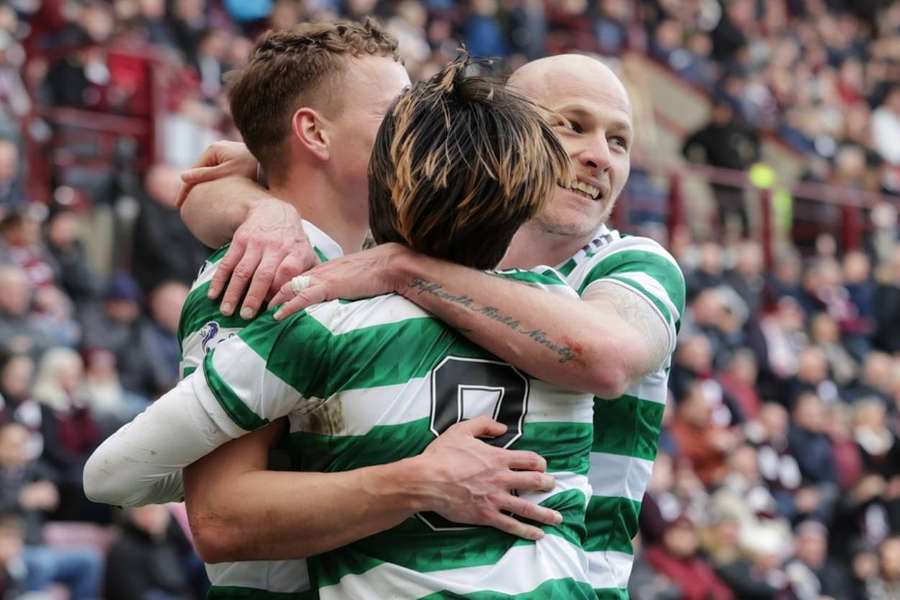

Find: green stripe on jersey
313;489;588;589
204;351;270;431
592;395;664;461
583;495;640;554
418;578;595;599
593;588;629;600
289;418;592;476
576;249;685;316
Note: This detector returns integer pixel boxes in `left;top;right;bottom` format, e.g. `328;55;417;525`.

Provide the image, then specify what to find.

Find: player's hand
413;415;561;541
271;243;410;320
209;197;319;319
176;141;259;208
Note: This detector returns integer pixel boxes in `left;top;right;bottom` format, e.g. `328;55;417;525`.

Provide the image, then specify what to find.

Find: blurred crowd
0;0;896;599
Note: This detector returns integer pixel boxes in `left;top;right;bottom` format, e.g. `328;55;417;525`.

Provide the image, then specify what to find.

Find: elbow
590;365;629;400
83;454;129;506
190;513;244;564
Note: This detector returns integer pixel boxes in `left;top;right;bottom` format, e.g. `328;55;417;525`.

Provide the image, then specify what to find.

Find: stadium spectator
132;164;207;293
80;271;160;397
43;207;102;307
872;85;900;166
873;245;900;354
645;515;734;600
82;348;148;436
870;536;900;599
784;520;851;600
0;265;52;359
0;422;102;600
31;348;100;520
788;392;837;485
670;378;740;487
0;353;42;461
105;505;197;600
0;514;28;599
0;209;56;290
135;281;188;397
0;139;23;209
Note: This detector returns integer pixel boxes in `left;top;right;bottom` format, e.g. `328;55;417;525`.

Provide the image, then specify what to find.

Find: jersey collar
554;224;620;274
301;219;344;262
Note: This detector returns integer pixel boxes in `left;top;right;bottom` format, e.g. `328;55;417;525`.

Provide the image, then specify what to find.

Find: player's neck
269;173;367;254
500;222;599;270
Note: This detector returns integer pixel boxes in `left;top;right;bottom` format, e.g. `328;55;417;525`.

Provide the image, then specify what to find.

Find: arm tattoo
407;277;579;364
585;281;671;373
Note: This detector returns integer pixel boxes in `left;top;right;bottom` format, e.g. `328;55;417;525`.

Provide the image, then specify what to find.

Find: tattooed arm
271;244;676;397
399;263;670;398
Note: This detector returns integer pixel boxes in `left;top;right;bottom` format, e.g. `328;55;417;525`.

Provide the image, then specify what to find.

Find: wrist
390;246;429;297
369;455;442;515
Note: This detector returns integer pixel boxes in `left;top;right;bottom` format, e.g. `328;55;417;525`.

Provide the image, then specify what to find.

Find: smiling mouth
564;180;602;201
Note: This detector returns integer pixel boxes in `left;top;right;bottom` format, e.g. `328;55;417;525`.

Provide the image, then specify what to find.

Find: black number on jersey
418;356;530;531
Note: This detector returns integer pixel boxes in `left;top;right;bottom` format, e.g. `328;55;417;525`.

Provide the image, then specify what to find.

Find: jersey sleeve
579;239;686;353
195;311;331;435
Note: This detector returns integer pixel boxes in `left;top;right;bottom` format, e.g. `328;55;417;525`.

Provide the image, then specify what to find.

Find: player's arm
272;245;682;398
183;414;555;562
177;142;317;318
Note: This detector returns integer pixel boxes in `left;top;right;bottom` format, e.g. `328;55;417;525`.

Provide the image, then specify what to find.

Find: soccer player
178;54;686;597
87;56;597;597
84;21;562;598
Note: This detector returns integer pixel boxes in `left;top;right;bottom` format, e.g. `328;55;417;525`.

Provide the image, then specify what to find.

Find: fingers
175;181;192;209
269;249;320;299
501;449;547;473
238;249;284;319
180;164;229;186
503;470;556;493
273;284;329;320
448;415;508;439
208;240;244;301
220;244;262;316
269;280;295;308
497;494;563;527
484;512;545;541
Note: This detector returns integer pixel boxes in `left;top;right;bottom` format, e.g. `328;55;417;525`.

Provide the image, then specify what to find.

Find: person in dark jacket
682;100;759;237
43;207;101;307
873;246;900;354
105;505;198;600
131;164;208;294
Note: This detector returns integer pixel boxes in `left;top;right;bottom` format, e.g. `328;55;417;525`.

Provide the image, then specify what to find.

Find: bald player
158;54;686;597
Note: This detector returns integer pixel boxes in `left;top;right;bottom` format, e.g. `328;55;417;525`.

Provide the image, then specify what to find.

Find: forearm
187;458;433;562
393;254;633;397
83;377;236;507
180;175;272;248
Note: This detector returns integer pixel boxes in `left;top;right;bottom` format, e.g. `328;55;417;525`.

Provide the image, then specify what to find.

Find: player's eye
610;136;628;150
568;120;584;134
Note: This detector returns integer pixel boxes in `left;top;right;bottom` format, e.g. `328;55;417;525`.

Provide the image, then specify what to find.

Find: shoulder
491;266;578;298
572;235;686;311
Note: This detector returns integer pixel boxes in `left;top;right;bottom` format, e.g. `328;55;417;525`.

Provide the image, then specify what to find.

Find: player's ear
292;107;330;161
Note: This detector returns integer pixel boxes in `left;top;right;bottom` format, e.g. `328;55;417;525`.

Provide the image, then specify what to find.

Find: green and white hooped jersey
557;225;685;600
192;268;597;600
176;220;342;599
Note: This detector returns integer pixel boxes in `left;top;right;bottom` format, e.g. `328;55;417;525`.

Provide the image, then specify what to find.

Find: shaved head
508;54;631;117
505;54;634;241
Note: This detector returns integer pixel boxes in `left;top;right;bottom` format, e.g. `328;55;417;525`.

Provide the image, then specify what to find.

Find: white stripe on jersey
588;452;654;502
521;471;592;508
318;533;591;600
586;549;635;590
206;559;311;594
